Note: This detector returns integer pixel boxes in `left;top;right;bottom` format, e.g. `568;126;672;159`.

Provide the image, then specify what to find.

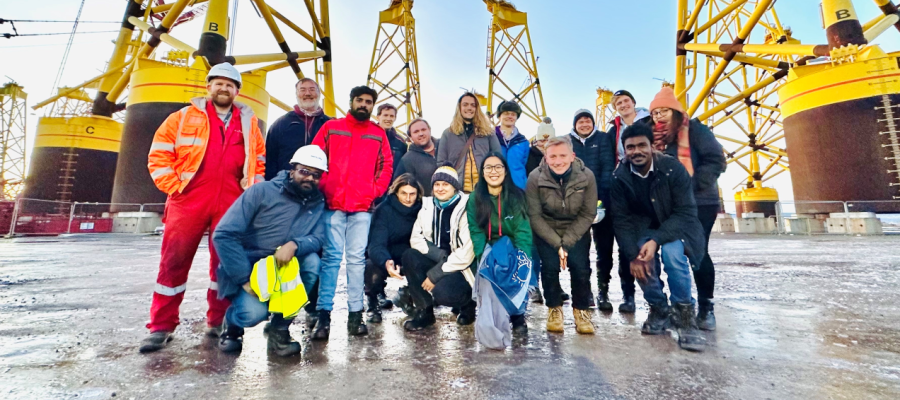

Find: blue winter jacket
496;127;530;190
213;170;326;300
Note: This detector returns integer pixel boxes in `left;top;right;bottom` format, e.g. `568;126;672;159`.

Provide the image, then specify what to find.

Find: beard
212;91;234;108
351;107;371;121
297;95;320;110
291;180;318;196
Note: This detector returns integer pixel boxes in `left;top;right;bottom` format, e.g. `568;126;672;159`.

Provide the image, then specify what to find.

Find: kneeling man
213;145;328;356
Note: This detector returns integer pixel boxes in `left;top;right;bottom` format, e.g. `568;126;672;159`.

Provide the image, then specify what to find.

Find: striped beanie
432;163;461;191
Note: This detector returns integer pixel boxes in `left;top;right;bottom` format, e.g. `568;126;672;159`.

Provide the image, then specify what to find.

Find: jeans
224;252;320;330
636;239;694;308
529;240;541;288
401;249;473;309
319;210;372;312
536;231;592;309
695;204;718;301
592;215;635;297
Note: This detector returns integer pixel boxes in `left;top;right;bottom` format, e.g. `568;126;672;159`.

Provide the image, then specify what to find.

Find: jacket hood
274;170;324;204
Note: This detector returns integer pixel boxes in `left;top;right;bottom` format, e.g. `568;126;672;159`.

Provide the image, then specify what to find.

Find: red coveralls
147;101;246;332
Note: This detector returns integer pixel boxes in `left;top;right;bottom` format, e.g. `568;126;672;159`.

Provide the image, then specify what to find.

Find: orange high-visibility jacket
147;97;266;195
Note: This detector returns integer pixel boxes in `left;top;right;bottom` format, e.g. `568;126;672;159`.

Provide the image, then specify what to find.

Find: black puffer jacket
367;194;422;267
568;129;616;205
264;110;332;180
610;152;706;269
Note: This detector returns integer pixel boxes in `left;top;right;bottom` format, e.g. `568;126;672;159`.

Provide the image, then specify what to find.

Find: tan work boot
573;308;595;334
546;306;564;333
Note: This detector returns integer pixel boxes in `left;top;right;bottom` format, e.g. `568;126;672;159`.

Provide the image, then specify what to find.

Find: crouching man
398;164;477;331
610;124;706;352
212;145;328;356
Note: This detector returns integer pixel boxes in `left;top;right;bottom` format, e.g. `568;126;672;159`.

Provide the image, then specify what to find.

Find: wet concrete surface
1;233;899;399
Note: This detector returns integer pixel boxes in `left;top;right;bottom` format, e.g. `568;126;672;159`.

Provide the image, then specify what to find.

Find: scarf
653;116;694;176
435;192;461;209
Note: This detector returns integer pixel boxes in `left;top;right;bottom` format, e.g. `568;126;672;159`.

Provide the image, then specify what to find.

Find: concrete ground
1;233;899;399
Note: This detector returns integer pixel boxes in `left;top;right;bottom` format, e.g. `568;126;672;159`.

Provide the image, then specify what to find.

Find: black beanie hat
496;100;522;119
350;85;378;102
613;89;635;104
572;109;595;129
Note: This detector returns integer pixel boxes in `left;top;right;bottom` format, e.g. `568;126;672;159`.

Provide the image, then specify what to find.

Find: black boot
393;286;415;316
304;303;319;330
511;314;528;335
217;322;244;353
456;301;476;326
697;299;716;331
673;303;706;352
367;295;383;324
561;292;571;302
528;286;544;304
403;306;436;331
378;292;393;309
348;311;369;336
267;328;301;357
138;331;173;353
596;287;613;312
641;304;671;335
619;295;636;314
311;310;331;341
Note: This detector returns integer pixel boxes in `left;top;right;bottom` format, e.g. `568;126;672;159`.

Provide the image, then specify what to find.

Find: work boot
377;292;393;309
393;286;416;316
511;314;528;336
573;308;595;334
528;286;544;304
367;295;383;324
596;290;613;312
266;328;301;357
217;322;244;353
456;301;476;326
673;303;706;352
347;311;369;336
311;310;331;341
546;306;564;333
561;292;570;302
618;295;636;314
138;331;173;353
403;307;436;331
641;304;671;335
697;299;717;331
304;303;318;330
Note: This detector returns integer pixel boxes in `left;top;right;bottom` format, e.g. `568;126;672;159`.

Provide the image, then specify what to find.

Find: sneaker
138;331;173;353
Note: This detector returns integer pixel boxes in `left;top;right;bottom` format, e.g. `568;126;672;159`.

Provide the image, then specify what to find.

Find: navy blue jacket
385;127;409;182
264;110;332;181
662;119;726;206
610;153;707;269
213;170;326;299
569;129;616;205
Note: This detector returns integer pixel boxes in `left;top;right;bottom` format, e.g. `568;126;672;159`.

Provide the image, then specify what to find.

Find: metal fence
2;198;165;236
720;200;900;235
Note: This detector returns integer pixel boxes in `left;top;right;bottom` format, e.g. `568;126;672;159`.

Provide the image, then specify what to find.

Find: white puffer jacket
410;194;476;287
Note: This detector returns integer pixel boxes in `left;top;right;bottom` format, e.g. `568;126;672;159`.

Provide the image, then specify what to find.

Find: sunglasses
295;168;322;180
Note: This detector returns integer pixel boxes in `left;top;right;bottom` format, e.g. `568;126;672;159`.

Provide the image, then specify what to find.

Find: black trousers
364;259;389;298
592;214;636;298
537;231;592;309
695;204;718;301
401;249;473;310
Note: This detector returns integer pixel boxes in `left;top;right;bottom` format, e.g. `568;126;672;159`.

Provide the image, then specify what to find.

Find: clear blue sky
3;0;899;201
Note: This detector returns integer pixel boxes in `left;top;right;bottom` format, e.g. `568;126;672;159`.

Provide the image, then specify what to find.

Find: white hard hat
207;63;242;88
290;145;328;172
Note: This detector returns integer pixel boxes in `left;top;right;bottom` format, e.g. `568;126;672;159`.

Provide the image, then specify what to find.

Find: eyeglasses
296;168;322;180
483;165;505;173
652;108;673;117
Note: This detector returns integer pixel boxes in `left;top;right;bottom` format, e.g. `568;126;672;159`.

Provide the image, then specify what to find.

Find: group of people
138;63;726;357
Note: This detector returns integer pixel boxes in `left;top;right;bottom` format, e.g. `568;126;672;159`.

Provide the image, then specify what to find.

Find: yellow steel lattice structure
675;0;794;193
595;88;615;129
484;0;546;122
367;0;422;132
0;83;27;200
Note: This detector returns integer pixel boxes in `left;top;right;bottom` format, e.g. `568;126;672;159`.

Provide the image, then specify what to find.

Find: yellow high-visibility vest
249;255;308;318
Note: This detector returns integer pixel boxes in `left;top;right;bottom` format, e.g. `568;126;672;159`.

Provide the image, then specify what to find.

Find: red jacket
313;115;394;212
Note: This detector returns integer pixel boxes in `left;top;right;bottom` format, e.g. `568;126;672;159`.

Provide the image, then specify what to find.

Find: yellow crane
0;83;27;200
367;0;422;133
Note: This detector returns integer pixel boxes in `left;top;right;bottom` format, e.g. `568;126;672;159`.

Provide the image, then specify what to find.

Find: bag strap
454;131;479;171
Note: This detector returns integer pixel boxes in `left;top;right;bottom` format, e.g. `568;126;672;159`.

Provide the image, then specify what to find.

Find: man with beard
212;145;328;357
310;86;394;339
265;78;333;181
141;63;266;353
395;118;439;196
